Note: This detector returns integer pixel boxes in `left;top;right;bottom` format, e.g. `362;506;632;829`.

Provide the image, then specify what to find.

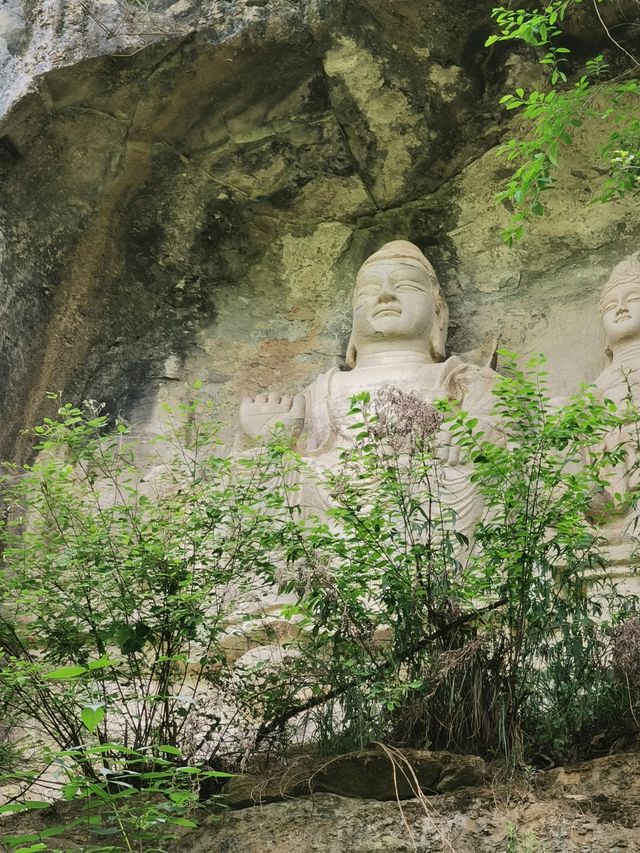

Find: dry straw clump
612;616;640;686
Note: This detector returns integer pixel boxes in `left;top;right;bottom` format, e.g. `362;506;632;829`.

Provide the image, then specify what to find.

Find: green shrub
0;392;291;800
1;354;639;842
252;355;640;762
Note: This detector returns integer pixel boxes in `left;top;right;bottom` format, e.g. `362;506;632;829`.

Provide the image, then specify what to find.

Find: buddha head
601;254;640;358
346;240;448;368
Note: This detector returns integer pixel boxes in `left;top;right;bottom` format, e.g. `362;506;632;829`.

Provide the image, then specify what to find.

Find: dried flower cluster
369;385;443;448
298;553;337;598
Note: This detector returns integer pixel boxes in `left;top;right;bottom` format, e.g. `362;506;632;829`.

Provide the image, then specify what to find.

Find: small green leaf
0;801;50;815
87;656;119;671
199;769;236;778
44;665;87;680
84;743;141;756
156;744;182;756
81;705;105;733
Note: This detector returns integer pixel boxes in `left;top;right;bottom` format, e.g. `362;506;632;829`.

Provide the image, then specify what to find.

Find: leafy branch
487;1;640;244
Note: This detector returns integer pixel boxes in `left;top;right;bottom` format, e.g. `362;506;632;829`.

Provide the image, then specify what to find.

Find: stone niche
1;0;640;461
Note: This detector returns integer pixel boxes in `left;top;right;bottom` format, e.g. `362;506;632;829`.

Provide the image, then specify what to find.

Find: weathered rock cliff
1;0;639;459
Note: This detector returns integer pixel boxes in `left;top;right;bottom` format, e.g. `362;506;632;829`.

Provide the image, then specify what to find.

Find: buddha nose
378;280;397;302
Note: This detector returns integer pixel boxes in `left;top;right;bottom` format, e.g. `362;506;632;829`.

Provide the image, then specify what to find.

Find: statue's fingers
239;398;258;415
291;394;306;419
256;393;268;404
268;392;281;406
281;394;293;408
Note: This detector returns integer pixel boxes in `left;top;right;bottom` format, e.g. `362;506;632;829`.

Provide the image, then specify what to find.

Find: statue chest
326;363;445;427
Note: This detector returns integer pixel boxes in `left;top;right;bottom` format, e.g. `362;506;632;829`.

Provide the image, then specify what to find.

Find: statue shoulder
594;361;640;405
594;364;617;396
302;366;340;401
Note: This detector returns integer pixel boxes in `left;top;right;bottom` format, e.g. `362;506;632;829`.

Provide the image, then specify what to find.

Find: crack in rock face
1;0;639;459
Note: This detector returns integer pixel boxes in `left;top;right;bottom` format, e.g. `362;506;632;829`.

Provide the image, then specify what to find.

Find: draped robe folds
293;354;498;541
595;362;640;504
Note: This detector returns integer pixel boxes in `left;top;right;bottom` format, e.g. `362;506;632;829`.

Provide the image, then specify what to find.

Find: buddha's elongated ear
429;289;449;362
346;332;357;368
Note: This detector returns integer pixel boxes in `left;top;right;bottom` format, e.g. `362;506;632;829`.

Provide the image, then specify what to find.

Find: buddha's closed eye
604;298;640;313
397;282;426;291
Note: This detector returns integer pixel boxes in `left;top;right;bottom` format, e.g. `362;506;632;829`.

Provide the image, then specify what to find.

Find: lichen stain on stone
280;222;353;307
428;63;463;103
214;334;328;405
291;173;371;221
323;36;420;205
198;224;353;405
196;248;353;400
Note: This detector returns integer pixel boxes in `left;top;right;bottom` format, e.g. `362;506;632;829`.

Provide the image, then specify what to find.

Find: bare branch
592;0;640;67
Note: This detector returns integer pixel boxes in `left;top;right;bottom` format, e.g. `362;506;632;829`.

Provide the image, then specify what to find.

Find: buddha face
602;279;640;349
351;259;438;348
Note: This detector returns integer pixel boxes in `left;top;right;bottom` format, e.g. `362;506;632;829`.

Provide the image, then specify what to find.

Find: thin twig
592;0;640;67
79;3;116;37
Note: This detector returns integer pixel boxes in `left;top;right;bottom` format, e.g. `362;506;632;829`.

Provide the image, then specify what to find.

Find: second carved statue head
601;253;640;359
346;240;449;368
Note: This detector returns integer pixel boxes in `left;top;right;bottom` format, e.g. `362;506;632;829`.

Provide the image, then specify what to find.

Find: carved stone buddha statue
595;253;640;506
239;240;497;537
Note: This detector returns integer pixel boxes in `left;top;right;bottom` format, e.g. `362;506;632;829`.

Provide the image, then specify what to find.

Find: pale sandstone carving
595;254;640;509
240;241;497;537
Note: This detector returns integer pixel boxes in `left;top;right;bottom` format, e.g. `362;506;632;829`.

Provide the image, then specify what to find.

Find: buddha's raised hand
239;392;306;441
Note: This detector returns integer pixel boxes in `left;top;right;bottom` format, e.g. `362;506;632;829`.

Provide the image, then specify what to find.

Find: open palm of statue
239;392;306;441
